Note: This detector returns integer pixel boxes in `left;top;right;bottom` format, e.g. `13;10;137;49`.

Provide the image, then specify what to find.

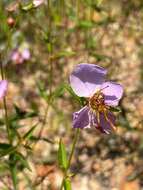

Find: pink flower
10;49;30;64
70;63;123;134
33;0;45;7
5;0;21;12
0;80;8;99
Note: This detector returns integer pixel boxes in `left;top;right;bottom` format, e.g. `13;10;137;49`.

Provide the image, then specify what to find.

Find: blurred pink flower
10;49;30;64
5;0;21;12
0;80;8;99
33;0;45;7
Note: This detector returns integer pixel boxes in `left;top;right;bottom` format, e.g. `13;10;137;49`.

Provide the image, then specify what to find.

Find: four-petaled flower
70;63;123;134
0;80;8;99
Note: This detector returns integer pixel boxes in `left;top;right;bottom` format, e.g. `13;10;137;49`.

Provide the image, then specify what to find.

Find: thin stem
47;0;53;97
0;54;4;79
60;128;80;190
37;0;53;138
3;98;11;143
38;104;49;138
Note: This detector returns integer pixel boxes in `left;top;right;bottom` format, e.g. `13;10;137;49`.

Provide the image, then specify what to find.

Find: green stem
37;0;53;140
60;128;80;190
3;98;11;143
47;0;53;97
38;104;49;138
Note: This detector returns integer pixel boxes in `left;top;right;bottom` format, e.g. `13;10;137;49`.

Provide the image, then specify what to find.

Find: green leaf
22;111;38;119
77;21;95;30
23;145;33;151
0;146;17;158
23;125;37;141
10;105;38;121
110;106;121;112
63;84;83;105
36;81;48;101
64;179;72;190
15;152;31;171
9;154;17;190
22;3;33;11
41;30;51;53
41;30;49;42
58;139;68;171
30;136;54;144
55;51;75;57
51;86;65;101
0;143;11;149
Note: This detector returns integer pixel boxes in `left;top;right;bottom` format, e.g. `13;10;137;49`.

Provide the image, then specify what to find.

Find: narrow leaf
11;105;38;121
41;30;51;53
36;81;48;101
23;125;37;141
9;154;17;190
22;3;33;11
58;139;68;171
78;21;95;30
0;143;11;149
41;30;49;43
63;84;83;105
51;86;65;101
110;106;121;112
15;152;31;171
0;146;17;158
55;51;75;57
10;165;17;190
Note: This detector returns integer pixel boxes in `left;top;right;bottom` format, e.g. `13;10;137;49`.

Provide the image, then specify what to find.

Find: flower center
89;86;109;112
88;86;116;131
89;92;106;111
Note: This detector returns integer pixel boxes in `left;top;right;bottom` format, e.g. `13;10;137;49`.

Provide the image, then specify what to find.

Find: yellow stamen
96;85;109;95
103;109;109;121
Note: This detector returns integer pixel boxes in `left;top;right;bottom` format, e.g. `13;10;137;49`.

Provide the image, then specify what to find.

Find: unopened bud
7;17;15;27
